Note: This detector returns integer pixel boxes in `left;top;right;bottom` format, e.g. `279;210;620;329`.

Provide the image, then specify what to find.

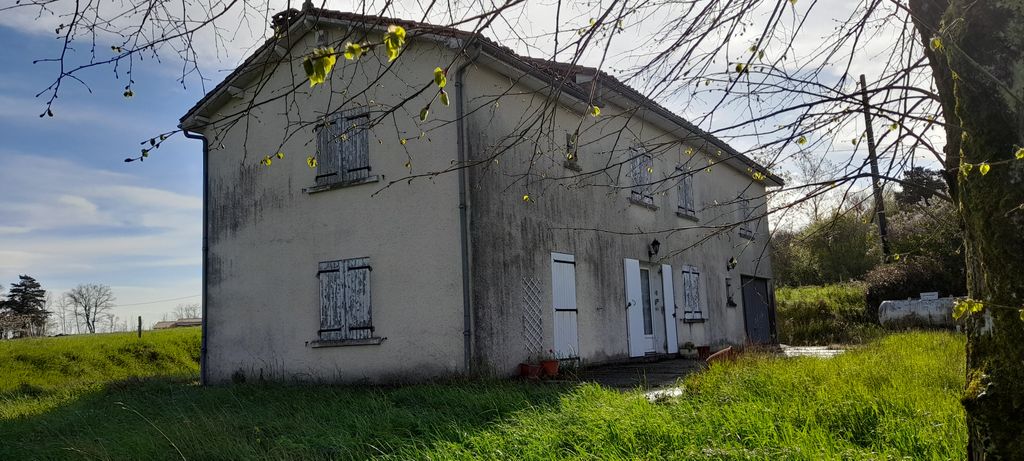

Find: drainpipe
182;128;209;385
455;43;481;374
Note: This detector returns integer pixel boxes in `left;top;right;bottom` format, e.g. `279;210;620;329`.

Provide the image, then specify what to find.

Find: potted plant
518;361;543;379
539;349;560;377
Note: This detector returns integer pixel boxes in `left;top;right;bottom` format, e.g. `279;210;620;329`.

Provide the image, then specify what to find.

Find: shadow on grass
0;376;571;460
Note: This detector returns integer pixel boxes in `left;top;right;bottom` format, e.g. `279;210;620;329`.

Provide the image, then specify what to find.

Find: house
153;318;203;330
179;5;783;384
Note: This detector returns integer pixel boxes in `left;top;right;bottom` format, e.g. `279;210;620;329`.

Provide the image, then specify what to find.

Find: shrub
863;256;960;321
775;283;884;345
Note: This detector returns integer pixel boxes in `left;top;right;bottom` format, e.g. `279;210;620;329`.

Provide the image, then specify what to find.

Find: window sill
676;210;699;222
628;197;658;211
682;318;707;324
303;175;380;194
308;337;386;348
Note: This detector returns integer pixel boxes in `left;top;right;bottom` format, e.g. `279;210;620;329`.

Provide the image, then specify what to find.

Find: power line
111;294;200;307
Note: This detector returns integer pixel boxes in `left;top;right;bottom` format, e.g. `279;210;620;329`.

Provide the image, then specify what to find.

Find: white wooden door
623;258;648;357
661;264;679;354
551;253;579;358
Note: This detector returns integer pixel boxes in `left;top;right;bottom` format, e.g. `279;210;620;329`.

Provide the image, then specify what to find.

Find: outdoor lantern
727;256;738;271
648;239;661;258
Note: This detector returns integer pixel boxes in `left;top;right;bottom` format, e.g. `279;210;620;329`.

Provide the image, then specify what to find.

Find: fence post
137;316;142;338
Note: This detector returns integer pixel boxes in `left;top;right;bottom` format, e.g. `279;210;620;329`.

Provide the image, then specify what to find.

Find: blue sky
0;24;210;326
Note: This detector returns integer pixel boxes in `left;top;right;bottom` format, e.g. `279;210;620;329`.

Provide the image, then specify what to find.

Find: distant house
153;318;203;330
179;6;782;384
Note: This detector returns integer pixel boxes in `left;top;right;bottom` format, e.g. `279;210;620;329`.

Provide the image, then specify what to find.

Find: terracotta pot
519;363;543;379
540;359;559;377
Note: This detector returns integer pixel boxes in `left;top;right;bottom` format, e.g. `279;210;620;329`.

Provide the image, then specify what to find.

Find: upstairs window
315;109;371;186
629;147;654;206
317;257;379;344
738;197;755;239
676;167;696;218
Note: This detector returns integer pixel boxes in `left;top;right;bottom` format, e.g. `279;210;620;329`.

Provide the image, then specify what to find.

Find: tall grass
0;328;199;419
775;283;885;345
0;331;965;460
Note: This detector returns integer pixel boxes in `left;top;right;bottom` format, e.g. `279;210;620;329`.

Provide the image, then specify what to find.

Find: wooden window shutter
315;115;343;185
341;109;370;181
343;257;373;339
681;266;703;320
318;260;345;340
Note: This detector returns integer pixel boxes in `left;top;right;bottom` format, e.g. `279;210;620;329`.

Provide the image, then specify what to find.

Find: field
1;328;965;460
775;283;886;345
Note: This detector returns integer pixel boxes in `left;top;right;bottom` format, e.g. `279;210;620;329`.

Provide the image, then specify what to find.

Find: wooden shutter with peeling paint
344;257;373;339
318;257;373;340
341;109;370;182
681;265;704;321
315;116;343;185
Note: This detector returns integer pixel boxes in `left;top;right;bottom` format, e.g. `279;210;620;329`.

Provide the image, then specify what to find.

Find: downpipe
455;43;481;375
182;129;210;385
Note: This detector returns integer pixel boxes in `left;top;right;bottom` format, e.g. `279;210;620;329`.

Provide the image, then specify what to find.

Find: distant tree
64;284;115;334
0;275;49;337
172;303;201;319
894;168;947;207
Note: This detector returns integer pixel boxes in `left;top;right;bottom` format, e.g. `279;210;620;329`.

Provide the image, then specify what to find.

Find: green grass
776;283;886;345
0;329;965;460
0;327;199;419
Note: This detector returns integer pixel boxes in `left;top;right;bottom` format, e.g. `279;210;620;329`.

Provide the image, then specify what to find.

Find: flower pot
519;363;543;379
540;359;559;377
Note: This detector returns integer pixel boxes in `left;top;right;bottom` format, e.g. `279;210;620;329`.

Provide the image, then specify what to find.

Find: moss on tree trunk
911;0;1024;458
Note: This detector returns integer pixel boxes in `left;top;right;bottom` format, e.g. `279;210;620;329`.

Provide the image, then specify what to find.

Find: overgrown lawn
0;330;965;460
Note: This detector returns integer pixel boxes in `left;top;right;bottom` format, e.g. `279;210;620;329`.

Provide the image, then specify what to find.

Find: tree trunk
910;0;1024;459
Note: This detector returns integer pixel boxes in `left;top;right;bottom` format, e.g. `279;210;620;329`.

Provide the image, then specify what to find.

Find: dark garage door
741;276;776;344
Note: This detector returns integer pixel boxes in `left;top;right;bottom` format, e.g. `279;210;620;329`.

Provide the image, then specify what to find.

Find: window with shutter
630;147;654;206
676;167;696;219
316;257;380;345
681;265;705;322
738;197;755;239
314;109;371;187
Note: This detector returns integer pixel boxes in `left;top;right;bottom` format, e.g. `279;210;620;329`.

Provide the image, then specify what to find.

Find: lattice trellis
521;277;544;355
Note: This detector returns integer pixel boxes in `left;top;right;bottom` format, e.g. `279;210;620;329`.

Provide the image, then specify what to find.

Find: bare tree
172;303;202;319
64;284;116;334
6;0;1023;454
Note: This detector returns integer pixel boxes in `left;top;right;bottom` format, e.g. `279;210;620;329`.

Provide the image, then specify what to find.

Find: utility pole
859;74;892;260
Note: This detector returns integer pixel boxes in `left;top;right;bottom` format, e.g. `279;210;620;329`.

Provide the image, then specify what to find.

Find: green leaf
439;90;450;107
304;47;337;87
962;163;974;175
979;163;990;175
930;36;943;52
433;67;447;88
889;123;898;131
796;135;807;145
1019;309;1024;322
343;42;364;60
735;62;747;74
522;194;531;203
306;156;318;169
419;106;429;121
383;25;406;62
1016;147;1024;160
260;155;273;166
590;105;601;117
952;300;968;320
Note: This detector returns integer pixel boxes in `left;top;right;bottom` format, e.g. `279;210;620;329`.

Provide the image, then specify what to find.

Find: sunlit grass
0;330;965;460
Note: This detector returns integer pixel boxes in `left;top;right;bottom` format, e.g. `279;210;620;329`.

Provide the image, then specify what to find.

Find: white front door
626;259;678;356
551;253;579;358
639;267;657;352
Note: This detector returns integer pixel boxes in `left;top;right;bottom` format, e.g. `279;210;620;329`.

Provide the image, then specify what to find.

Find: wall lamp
648;239;661;259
